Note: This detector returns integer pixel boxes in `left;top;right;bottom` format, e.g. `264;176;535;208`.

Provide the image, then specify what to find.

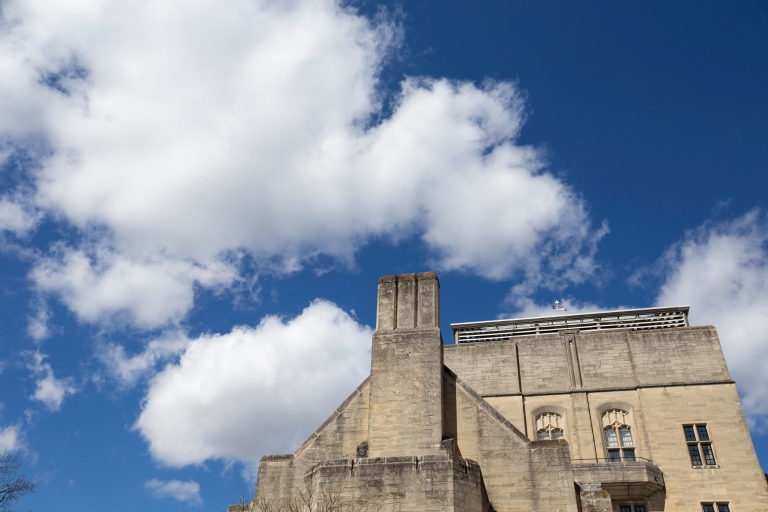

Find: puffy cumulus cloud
648;210;768;429
134;300;371;466
2;0;604;328
30;244;237;329
0;424;24;453
27;352;77;411
145;479;202;505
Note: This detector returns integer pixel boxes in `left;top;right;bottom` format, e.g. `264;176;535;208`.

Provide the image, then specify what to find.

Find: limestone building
251;272;768;511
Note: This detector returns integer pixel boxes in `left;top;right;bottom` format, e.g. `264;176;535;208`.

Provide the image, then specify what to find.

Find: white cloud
30;244;237;329
134;300;371;466
0;0;604;329
145;479;202;505
0;196;39;235
649;210;768;429
98;332;191;387
501;296;605;320
0;424;23;453
27;352;77;411
27;299;51;341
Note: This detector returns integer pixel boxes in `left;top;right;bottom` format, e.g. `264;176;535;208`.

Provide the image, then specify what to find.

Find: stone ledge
261;454;293;461
307;454;482;477
477;379;736;398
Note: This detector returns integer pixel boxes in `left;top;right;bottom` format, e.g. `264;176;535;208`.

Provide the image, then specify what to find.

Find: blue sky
1;0;767;509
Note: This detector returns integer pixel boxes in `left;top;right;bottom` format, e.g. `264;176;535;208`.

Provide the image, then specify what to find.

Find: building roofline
450;305;690;330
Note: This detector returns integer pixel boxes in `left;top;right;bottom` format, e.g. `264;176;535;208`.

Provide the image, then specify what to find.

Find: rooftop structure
452;306;690;343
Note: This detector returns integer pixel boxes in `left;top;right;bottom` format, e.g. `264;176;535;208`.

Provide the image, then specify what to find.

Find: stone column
368;272;444;458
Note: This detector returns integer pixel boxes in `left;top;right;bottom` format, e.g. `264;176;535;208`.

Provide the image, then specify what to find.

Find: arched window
602;409;635;462
535;412;565;441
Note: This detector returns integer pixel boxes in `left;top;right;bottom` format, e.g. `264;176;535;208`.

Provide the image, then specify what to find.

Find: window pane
684;425;696;442
605;429;619;447
552;429;564;440
635;507;646;512
697;425;710;441
689;445;703;466
702;505;715;512
702;444;716;465
623;449;636;461
537;430;550;441
621;507;631;512
608;450;621;462
620;426;633;446
717;504;730;512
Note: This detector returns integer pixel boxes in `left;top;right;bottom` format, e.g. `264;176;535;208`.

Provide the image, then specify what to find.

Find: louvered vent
451;306;689;344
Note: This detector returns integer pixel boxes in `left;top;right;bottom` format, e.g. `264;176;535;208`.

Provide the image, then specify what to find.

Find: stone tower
368;272;444;458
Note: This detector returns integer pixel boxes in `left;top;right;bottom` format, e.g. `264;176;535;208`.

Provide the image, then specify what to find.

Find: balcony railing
451;306;689;343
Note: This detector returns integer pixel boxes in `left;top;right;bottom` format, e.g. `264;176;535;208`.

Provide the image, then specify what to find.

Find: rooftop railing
451;306;689;344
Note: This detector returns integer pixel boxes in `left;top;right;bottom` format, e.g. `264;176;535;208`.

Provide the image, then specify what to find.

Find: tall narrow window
688;445;703;466
535;412;565;441
685;424;716;467
602;409;635;462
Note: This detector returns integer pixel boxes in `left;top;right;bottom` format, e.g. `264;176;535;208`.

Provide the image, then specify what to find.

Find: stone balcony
572;459;665;500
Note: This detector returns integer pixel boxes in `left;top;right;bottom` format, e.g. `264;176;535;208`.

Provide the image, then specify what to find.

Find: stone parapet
307;454;489;512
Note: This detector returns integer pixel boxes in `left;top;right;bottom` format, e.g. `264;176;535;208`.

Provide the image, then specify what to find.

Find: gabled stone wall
444;369;578;512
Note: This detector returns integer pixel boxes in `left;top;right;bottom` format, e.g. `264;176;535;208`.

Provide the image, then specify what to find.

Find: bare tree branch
246;474;370;512
0;453;37;512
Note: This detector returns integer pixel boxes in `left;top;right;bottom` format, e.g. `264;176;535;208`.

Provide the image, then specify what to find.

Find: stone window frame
596;401;640;462
702;503;730;512
620;505;647;512
685;423;718;468
530;405;568;442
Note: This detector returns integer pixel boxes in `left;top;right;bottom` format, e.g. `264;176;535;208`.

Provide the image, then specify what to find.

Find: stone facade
249;272;768;512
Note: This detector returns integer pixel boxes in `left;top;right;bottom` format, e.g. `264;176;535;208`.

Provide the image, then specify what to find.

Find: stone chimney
367;272;444;458
375;272;440;330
